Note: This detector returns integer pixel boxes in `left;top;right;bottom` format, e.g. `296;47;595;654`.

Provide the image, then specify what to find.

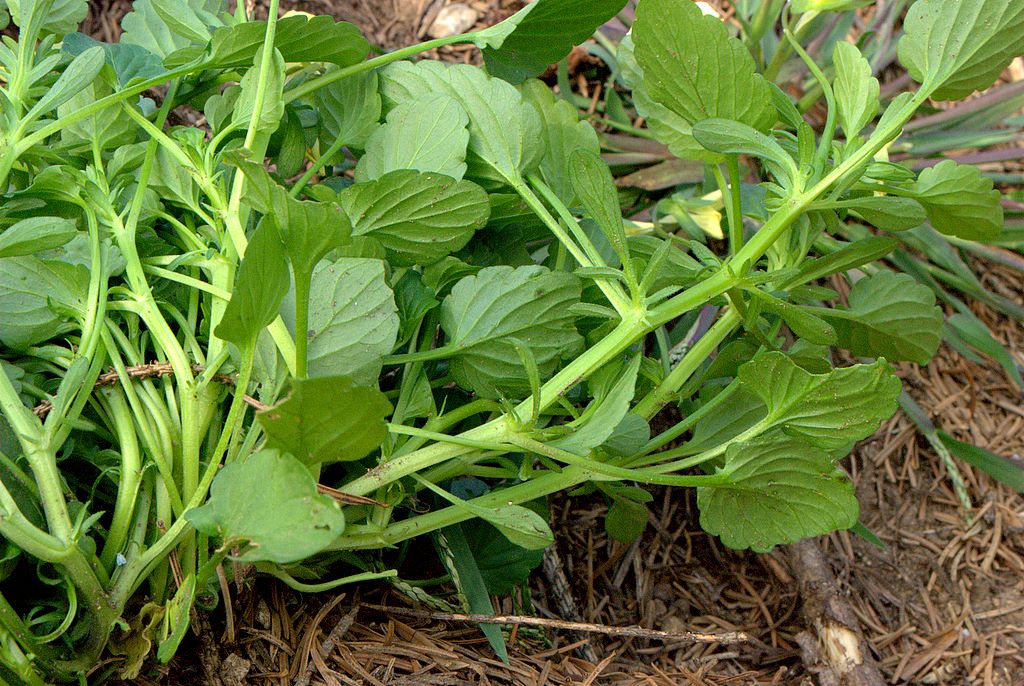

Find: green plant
591;0;1024;504
0;0;1019;681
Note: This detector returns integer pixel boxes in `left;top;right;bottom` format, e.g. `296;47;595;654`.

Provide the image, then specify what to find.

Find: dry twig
31;361;269;418
360;604;750;644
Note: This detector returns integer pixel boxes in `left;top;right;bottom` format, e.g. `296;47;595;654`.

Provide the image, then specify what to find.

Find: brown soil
73;1;1024;684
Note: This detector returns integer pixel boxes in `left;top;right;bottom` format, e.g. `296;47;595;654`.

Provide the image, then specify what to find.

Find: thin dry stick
360;604;749;644
31;362;269;418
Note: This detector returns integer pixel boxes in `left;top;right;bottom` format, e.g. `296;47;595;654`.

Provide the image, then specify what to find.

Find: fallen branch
360;604;749;644
790;538;887;686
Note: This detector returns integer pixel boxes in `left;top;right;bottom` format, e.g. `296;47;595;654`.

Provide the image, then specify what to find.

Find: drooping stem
283;33;481;104
515;176;634;315
289;136;347;198
98;392;144;569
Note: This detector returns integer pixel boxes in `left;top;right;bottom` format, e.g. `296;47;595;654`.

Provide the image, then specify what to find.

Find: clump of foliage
0;0;1020;681
587;0;1023;506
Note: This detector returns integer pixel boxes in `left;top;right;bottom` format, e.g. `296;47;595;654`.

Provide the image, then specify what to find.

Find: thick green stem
0;480;66;561
633;308;740;419
14;344;102;547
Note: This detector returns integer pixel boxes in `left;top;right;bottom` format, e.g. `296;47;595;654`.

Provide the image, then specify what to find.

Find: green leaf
632;0;774;161
379;61;542;185
26;47;105;121
898;0;1024;100
910;160;1003;241
440;265;582;399
187;450;345;564
337;170;490;267
851;521;886;549
691;118;798;185
0;218;76;258
315;71;381;150
435;524;508;663
789;236;898;286
946;312;1024;390
300;258;399;385
569;149;632;270
62;33;167;87
59;78;136;151
751;292;837;346
602;413;651;456
0;257;86;349
271;106;307;178
204;14;368;68
697;436;859;552
605;497;649;543
6;0;87;35
839;196;926;232
393;269;439;344
231;157;352;277
356;93;470;182
149;128;202;209
233;47;286;137
464;518;544;595
821;271;943;364
121;0;221;58
937;432;1024;492
519;79;601;205
737;352;902;454
445;491;535;561
475;0;627;83
149;0;211;43
258;376;391;467
214;222;290;348
156;574;195;663
476;505;553;550
832;41;880;139
551;355;640;456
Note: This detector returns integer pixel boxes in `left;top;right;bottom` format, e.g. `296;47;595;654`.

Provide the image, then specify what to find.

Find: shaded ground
73;0;1024;683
